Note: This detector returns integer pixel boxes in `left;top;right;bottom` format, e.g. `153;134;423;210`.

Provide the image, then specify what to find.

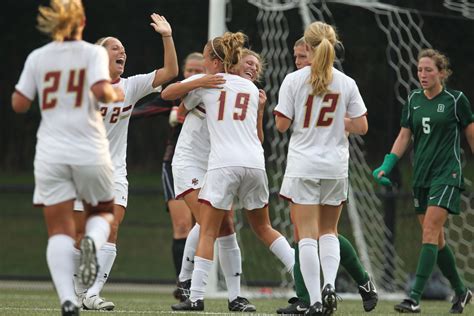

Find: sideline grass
0;287;459;315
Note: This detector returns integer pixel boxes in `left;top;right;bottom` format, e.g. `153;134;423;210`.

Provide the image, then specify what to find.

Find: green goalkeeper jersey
400;88;473;189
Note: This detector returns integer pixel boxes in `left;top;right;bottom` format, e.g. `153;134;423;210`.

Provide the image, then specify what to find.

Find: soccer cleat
322;284;338;315
175;279;191;302
79;236;98;288
61;300;79;316
276;297;309;314
82;295;115;311
394;298;421;313
228;296;257;312
449;288;472;314
171;298;204;311
358;276;378;312
305;302;324;316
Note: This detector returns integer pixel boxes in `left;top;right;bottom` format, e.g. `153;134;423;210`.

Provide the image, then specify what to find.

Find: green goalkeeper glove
372;153;399;186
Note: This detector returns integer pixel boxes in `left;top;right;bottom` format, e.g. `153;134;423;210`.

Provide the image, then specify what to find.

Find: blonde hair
241;48;265;82
207;32;247;73
183;52;204;66
418;48;452;84
37;0;85;41
294;37;305;47
304;21;338;96
95;37;114;47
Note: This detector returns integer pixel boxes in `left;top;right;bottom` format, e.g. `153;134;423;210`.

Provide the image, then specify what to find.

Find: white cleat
82;295;115;311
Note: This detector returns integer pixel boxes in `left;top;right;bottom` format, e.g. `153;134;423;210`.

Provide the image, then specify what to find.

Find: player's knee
89;199;114;214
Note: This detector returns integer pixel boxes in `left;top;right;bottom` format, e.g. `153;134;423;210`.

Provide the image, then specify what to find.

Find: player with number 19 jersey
15;41;111;166
274;66;367;179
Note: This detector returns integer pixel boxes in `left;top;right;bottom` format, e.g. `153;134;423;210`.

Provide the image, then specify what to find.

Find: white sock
86;242;117;298
190;256;213;301
269;236;295;275
47;235;78;305
72;248;87;296
299;238;321;305
85;215;110;251
217;233;241;302
179;223;200;282
319;234;340;288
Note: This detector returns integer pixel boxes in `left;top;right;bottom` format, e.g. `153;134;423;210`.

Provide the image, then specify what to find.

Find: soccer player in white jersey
274;22;368;316
166;33;294;312
71;13;178;311
11;1;123;315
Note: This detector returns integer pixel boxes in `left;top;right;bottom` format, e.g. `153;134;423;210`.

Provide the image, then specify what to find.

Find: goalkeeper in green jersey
373;49;474;314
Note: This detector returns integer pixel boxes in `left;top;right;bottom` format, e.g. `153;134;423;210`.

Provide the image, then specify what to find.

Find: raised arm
161;74;225;100
149;13;179;88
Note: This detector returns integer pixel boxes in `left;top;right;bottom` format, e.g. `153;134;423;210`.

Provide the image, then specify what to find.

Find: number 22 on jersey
303;93;339;128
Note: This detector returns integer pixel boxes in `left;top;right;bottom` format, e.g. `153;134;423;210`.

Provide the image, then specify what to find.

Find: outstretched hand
150;13;172;36
197;74;226;89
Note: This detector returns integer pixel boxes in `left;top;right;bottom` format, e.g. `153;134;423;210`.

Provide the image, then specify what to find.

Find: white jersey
172;74;210;170
275;66;367;178
15;41;111;165
184;73;264;170
99;71;159;178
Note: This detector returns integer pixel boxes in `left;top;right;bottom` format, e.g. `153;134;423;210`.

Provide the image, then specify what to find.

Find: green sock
339;234;369;286
410;243;438;304
293;244;310;304
437;245;466;296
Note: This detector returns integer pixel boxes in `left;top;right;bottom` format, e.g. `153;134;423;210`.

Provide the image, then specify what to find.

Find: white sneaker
82;295;115;311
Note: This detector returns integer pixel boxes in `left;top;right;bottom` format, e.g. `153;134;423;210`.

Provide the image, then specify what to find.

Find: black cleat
450;288;472;314
79;236;98;288
174;279;191;302
61;300;79;316
276;297;309;314
322;284;338;315
394;298;421;313
305;302;324;316
358;276;378;312
228;296;256;312
171;298;204;311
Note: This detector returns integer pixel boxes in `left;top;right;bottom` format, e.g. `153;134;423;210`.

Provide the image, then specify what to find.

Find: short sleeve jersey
183;73;264;170
15;41;111;165
274;67;367;178
99;71;159;178
401;88;473;188
172;74;210;170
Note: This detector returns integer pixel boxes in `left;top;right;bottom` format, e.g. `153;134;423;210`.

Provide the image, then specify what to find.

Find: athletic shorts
413;185;461;215
162;161;175;202
172;164;206;200
74;176;128;211
198;167;269;211
33;160;114;207
279;177;348;205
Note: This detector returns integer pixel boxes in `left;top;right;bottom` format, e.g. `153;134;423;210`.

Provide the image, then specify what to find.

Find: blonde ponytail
208;32;247;73
37;0;85;41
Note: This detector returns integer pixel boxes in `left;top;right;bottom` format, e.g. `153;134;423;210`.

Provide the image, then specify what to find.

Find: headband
98;36;113;47
210;38;224;62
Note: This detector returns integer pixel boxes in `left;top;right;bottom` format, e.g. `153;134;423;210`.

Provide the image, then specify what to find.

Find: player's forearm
390;127;412;158
344;116;368;135
152;35;179;88
257;111;264;143
161;81;198;100
465;123;474;154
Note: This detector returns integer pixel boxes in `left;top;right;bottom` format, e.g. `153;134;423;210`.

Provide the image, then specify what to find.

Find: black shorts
162;161;176;206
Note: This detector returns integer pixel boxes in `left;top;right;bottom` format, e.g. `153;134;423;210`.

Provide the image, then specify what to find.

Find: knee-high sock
218;233;242;302
299;238;321;305
172;238;187;278
86;242;117;298
293;243;310;304
179;223;200;282
410;243;438;304
319;234;340;288
190;256;213;301
339;234;369;285
85;215;110;251
437;245;466;296
269;236;295;275
47;235;78;305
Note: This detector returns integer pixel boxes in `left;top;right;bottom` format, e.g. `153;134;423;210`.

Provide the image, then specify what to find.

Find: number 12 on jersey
303;93;339;128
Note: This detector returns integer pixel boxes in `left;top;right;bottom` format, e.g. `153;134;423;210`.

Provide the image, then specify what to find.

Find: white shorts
198;167;269;211
33;160;114;207
280;177;348;205
74;176;128;211
172;165;206;199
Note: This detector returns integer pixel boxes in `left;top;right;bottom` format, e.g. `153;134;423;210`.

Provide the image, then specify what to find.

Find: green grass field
0;285;460;315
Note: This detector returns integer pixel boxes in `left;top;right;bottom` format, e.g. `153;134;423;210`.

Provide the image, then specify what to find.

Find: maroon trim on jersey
111;78;121;84
198;198;231;211
98;199;114;205
175;188;196;200
273;110;292;120
196;105;206;113
33;203;45;208
91;79;110;89
279;194;294;203
122;104;133;112
14;89;32;102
